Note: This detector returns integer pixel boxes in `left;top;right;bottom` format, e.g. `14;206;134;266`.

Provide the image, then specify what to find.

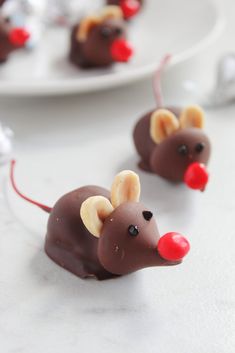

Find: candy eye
178;144;188;156
128;225;139;236
142;211;153;221
115;27;123;36
100;26;112;38
195;142;205;153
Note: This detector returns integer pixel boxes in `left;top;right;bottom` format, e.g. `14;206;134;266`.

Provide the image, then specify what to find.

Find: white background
0;0;235;352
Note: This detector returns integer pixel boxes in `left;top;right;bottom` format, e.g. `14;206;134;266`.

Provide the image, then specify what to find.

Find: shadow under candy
29;247;149;315
117;154;197;227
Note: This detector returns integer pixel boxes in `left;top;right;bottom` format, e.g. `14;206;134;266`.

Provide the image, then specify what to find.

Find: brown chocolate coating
107;0;143;6
98;202;179;275
0;0;7;6
45;186;113;280
0;16;16;63
69;18;127;68
133;108;211;182
45;185;179;280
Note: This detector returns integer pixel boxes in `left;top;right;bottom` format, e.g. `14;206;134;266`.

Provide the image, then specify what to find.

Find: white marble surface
0;0;235;352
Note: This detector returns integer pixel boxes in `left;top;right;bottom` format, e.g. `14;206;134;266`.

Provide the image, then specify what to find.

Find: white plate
0;0;224;95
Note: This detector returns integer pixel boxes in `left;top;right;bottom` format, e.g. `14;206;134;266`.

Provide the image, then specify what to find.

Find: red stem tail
10;160;52;213
153;54;172;108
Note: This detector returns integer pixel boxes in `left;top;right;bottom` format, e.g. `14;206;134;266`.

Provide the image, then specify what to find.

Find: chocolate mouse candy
106;0;143;19
0;14;30;63
10;164;190;280
133;106;211;190
69;6;133;69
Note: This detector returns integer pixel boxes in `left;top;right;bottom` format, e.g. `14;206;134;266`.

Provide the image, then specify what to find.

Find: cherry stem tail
153;54;172;108
10;160;52;213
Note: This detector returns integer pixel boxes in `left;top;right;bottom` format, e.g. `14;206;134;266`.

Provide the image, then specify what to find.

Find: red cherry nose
184;162;209;191
8;28;30;47
120;0;141;19
157;232;190;261
110;39;134;62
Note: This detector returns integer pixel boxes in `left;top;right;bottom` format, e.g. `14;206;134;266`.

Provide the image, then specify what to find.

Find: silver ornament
0;123;14;165
44;0;101;26
204;53;235;107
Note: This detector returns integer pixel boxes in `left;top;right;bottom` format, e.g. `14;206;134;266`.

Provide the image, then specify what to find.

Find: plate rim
0;0;226;96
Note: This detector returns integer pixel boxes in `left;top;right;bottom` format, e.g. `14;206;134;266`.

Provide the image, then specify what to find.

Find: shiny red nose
8;28;30;47
110;39;134;62
184;162;209;191
157;232;190;261
120;0;141;19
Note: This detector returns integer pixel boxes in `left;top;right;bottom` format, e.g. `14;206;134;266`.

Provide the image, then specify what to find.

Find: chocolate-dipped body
133;108;211;181
45;185;179;280
45;186;115;280
133;108;180;172
45;183;182;280
69;18;127;68
107;0;143;6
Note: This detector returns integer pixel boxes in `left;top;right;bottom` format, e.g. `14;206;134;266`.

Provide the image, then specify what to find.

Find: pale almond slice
80;196;114;238
100;5;123;20
111;170;140;208
179;105;205;129
76;16;101;42
150;109;180;144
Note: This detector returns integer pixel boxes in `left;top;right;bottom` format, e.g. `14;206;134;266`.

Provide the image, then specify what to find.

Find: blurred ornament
204;53;235;107
0;123;13;165
44;0;97;27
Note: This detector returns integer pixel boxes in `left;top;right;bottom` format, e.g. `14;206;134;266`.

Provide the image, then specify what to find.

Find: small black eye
128;225;139;236
195;142;205;153
100;26;112;38
142;211;153;221
178;144;188;156
115;27;122;36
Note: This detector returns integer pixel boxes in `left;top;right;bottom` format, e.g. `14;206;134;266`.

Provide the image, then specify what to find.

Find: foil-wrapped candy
1;0;100;30
204;53;235;107
0;123;13;165
44;0;100;26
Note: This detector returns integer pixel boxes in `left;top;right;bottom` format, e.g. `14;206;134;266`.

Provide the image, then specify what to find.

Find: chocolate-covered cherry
133;56;211;191
134;106;211;191
10;163;190;280
107;0;142;19
69;6;133;69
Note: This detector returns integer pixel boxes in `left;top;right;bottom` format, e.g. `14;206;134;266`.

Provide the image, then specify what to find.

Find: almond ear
111;170;140;208
80;196;114;238
179;105;205;129
100;5;123;20
150;109;180;144
76;16;101;42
